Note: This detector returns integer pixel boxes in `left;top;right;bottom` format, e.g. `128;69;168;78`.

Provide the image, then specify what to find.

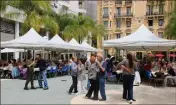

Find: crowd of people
67;53;139;104
1;52;176;104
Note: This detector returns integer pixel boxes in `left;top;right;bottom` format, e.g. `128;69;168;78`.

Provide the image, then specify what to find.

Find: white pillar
14;21;20;59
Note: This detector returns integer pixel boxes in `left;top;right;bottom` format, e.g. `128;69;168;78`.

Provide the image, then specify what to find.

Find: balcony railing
146;12;164;16
114;13;133;18
115;1;122;5
103;14;109;18
125;0;132;5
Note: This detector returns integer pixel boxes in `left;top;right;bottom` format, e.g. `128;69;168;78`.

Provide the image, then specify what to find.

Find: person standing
85;53;99;100
117;53;137;104
36;54;49;90
24;59;36;90
69;57;78;94
77;59;86;94
97;53;107;101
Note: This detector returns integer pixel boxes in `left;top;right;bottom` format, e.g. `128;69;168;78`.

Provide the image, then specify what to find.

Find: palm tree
165;1;176;39
5;0;59;35
62;15;105;44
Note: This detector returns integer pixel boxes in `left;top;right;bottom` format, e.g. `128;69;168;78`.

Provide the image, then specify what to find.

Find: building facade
97;0;174;57
78;0;97;21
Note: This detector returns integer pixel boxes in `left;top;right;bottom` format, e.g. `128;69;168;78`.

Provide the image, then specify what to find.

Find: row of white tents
1;28;99;53
104;24;176;51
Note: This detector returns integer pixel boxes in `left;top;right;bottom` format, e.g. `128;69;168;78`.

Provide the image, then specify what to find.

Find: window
148;20;153;26
159;4;164;14
103;21;108;27
116;20;121;28
126;21;131;27
127;7;131;15
158;19;164;26
104;35;108;40
158;32;163;38
116;7;121;15
116;34;121;39
147;5;153;15
79;1;83;8
79;13;83;16
110;21;112;27
103;7;108;15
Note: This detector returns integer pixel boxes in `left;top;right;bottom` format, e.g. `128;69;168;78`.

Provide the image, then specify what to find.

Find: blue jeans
38;70;48;88
87;79;90;89
99;77;106;100
123;75;134;100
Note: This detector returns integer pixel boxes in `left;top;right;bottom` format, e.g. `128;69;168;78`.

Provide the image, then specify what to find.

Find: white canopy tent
69;38;95;52
1;28;66;50
49;35;80;51
104;24;176;51
81;40;98;52
1;48;25;53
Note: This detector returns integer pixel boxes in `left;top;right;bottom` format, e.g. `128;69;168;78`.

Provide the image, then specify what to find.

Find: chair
62;65;69;75
153;72;165;87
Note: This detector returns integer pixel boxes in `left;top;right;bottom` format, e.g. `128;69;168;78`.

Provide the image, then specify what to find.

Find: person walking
77;59;86;94
24;59;36;90
69;57;78;94
97;53;107;101
36;54;49;90
117;53;137;104
85;53;100;100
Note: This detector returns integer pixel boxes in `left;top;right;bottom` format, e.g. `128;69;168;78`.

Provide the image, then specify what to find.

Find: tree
5;0;59;35
61;15;106;46
165;1;176;39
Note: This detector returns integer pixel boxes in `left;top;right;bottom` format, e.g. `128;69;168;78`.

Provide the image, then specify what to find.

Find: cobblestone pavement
1;76;176;104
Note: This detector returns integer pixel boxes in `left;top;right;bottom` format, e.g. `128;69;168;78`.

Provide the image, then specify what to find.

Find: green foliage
165;1;176;39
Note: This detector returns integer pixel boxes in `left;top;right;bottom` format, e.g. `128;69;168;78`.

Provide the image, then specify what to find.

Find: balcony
125;0;132;5
114;13;133;18
115;28;122;33
146;12;164;17
103;14;109;18
115;1;122;6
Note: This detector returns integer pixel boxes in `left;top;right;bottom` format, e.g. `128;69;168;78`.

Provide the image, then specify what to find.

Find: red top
144;64;151;71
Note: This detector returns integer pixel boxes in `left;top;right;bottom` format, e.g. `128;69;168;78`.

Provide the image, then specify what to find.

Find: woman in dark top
117;53;137;104
167;63;176;76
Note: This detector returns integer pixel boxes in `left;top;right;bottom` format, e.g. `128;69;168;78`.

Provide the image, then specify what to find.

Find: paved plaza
1;76;176;104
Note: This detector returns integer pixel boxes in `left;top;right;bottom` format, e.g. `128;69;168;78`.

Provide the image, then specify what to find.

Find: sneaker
128;100;132;104
85;96;91;99
132;99;136;101
31;87;37;89
92;97;98;100
24;87;29;90
43;87;49;90
68;91;72;95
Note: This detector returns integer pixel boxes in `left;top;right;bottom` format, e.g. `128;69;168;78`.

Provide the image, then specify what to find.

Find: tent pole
169;50;170;63
67;50;69;60
7;53;8;61
174;51;175;62
42;48;45;59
